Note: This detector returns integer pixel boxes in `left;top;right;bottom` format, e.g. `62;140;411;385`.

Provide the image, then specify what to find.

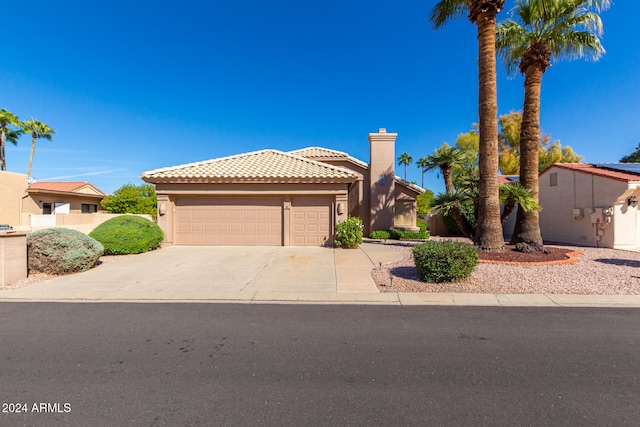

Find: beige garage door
175;198;283;246
291;198;332;246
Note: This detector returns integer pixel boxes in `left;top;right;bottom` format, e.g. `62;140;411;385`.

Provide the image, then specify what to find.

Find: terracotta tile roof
498;175;519;184
290;146;369;169
28;181;106;195
141;149;358;184
547;163;640;182
290;147;350;159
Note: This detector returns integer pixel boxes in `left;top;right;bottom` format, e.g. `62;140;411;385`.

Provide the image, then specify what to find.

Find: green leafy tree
0;109;22;171
620;144;640;163
397;152;413;180
496;0;608;247
431;0;506;251
101;183;158;218
453;128;480;190
498;111;522;175
22;119;55;177
416;189;435;216
538;139;583;171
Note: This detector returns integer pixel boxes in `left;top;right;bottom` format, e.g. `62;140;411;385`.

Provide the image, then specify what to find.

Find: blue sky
3;1;638;194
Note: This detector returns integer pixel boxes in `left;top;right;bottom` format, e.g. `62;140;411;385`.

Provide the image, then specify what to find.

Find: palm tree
0;109;22;171
433;189;477;240
397;152;413;181
422;143;465;193
22;119;55;178
496;0;609;247
499;182;540;224
416;156;429;188
431;0;506;251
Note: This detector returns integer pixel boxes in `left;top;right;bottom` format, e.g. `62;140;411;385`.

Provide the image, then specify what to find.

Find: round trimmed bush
89;215;164;255
412;240;478;283
28;228;104;275
334;216;363;249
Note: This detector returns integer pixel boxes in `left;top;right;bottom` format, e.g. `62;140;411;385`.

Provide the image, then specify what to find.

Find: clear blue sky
3;1;638;194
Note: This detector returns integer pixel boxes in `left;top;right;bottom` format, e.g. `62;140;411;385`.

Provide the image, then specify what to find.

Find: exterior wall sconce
628;196;638;208
337;203;344;215
158;203;166;216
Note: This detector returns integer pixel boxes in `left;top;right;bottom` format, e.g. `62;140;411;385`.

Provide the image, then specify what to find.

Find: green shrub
370;230;391;240
335;216;363;249
416;217;427;232
27;228;104;275
389;229;430;240
412;240;478;283
89;215;164;255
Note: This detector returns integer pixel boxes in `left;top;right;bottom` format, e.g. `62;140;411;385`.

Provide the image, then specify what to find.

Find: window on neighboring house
42;203;52;215
550;172;558;187
82;204;98;213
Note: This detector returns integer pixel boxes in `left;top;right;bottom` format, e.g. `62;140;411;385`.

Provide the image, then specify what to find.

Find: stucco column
0;231;27;286
368;128;397;231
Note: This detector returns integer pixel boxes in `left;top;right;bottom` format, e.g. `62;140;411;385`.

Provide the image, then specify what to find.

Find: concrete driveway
2;244;403;302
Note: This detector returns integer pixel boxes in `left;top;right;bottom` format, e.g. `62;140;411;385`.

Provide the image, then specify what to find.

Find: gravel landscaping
371;240;640;295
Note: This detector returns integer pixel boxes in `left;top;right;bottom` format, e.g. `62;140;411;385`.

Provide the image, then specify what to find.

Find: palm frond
430;0;469;29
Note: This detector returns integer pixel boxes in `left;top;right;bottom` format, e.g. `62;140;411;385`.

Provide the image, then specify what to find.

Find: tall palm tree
397;152;413;180
416;156;429;188
431;0;506;251
22;119;55;178
0;109;22;171
422;143;465;193
496;0;609;247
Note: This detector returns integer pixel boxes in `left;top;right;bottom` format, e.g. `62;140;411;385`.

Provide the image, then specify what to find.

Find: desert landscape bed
372;240;640;295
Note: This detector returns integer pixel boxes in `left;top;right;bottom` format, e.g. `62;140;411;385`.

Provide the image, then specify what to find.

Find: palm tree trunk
0;129;5;171
474;9;505;251
27;136;36;177
442;167;455;193
511;63;544;247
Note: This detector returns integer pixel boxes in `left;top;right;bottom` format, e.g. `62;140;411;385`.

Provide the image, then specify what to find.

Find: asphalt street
0;303;638;426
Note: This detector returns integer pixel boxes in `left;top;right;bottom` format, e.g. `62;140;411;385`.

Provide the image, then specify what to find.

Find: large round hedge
28;228;104;275
89;215;164;255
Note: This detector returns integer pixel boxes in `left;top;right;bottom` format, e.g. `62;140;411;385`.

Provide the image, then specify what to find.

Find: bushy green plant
389;229;430;240
412;240;478;283
334;216;363;249
27;228;104;275
89;215;164;255
416;217;427;232
370;230;391;240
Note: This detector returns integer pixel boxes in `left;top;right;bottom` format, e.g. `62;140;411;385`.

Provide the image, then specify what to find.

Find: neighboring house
539;163;640;249
23;181;106;216
142;128;424;247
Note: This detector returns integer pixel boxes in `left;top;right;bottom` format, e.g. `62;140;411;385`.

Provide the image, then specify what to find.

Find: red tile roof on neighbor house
28;181;106;195
547;163;640;182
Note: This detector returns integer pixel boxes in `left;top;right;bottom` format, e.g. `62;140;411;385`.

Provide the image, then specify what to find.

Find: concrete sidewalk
1;242;640;307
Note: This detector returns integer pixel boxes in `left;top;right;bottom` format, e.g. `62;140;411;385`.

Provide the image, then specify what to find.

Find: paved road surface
0;303;638;426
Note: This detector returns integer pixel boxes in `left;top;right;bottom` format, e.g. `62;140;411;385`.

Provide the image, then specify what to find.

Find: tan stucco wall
0;171;28;226
321;159;372;234
0;231;27;285
368;129;396;232
154;182;349;246
22;193;105;215
539;166;639;248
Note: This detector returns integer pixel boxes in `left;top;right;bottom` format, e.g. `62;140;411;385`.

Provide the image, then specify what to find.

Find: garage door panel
175;198;283;246
291;198;332;247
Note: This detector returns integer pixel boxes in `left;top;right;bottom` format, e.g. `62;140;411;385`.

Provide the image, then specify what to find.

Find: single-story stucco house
539;163;640;249
142;128;424;247
0;171;107;229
